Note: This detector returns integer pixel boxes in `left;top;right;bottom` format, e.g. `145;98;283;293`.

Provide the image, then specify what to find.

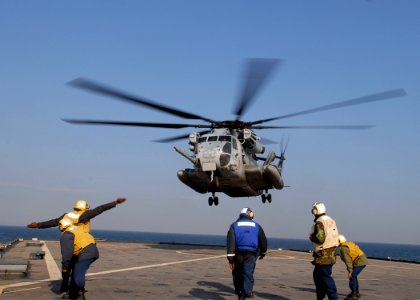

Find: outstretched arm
27;214;66;229
78;198;126;223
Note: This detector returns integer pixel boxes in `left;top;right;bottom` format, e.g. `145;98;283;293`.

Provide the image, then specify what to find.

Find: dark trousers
69;245;99;299
349;265;365;293
60;255;77;293
232;252;257;297
313;264;338;300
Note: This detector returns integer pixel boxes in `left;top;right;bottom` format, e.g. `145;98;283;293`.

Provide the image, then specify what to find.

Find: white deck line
41;241;61;280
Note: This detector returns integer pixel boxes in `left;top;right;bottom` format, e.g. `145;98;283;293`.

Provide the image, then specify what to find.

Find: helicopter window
222;142;232;154
232;138;238;150
208;136;218;142
198;137;207;143
220;154;230;167
218;136;232;142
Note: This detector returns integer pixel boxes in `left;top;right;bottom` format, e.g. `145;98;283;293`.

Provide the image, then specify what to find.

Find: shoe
61;293;70;299
238;295;246;300
345;292;358;300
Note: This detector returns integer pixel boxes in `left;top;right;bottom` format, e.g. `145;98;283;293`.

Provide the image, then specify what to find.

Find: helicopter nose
199;150;218;171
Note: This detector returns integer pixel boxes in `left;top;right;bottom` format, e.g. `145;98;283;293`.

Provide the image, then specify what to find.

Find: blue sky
1;1;419;244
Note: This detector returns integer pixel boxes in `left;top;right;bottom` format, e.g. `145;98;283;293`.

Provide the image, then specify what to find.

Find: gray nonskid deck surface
1;241;420;299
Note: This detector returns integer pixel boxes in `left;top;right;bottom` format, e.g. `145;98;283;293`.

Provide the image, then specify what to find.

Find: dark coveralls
34;201;118;293
227;216;267;298
61;229;99;299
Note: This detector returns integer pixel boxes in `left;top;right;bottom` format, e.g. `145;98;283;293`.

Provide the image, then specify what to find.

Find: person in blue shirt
227;207;267;300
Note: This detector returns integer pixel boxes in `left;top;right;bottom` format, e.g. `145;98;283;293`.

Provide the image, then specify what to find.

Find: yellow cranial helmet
338;234;347;244
59;217;73;232
74;200;90;211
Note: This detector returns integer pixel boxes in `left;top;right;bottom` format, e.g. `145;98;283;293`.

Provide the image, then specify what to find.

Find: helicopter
63;58;406;206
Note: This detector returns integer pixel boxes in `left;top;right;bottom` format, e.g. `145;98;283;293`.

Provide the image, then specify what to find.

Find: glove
229;262;235;270
259;254;265;260
27;222;38;229
116;198;126;204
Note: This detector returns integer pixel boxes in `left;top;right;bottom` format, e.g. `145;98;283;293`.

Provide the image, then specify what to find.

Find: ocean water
1;225;419;263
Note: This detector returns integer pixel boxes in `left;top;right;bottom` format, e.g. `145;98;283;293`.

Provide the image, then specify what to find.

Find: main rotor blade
62;119;212;129
252;125;375;130
68;78;215;123
234;58;281;119
154;130;212;143
251;88;407;125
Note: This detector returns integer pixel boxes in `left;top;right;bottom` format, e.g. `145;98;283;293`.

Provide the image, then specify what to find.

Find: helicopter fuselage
176;129;284;198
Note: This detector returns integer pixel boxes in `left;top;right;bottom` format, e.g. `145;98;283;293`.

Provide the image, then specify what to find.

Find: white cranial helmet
240;207;254;219
338;234;347;244
59;217;73;232
311;202;326;215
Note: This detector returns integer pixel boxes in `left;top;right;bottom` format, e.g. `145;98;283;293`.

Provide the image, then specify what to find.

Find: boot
345;291;358;300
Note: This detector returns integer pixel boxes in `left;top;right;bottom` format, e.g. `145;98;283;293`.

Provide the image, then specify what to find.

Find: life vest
64;211;91;233
66;225;96;255
310;215;339;252
233;219;259;252
341;241;364;263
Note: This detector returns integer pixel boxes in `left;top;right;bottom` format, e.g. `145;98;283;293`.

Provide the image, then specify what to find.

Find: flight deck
1;240;419;299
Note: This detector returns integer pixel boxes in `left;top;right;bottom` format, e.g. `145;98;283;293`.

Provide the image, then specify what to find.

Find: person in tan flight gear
27;197;126;294
309;202;339;300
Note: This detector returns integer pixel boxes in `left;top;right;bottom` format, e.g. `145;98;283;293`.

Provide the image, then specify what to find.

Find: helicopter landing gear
208;193;219;206
261;193;272;204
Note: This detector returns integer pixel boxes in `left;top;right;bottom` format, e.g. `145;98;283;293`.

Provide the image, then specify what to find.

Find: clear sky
1;1;419;245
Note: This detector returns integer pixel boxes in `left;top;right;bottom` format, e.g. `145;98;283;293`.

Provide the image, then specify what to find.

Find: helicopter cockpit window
218;136;232;142
222;142;232;154
208;136;218;142
198;137;207;143
232;138;238;150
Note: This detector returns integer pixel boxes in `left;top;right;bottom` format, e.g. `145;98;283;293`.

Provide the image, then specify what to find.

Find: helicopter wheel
214;197;219;206
261;194;266;203
208;197;213;206
267;194;272;203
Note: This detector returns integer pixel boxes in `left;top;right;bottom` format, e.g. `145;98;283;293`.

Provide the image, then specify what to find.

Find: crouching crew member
227;207;267;300
309;202;339;300
338;235;368;299
59;217;99;300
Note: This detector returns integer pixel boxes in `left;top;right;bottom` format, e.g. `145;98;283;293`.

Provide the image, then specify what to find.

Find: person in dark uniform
309;202;339;300
59;217;99;300
27;198;126;294
227;207;267;300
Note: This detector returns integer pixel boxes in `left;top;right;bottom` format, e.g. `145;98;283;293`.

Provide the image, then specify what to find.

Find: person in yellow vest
27;197;126;232
309;202;339;300
27;198;126;293
59;217;99;300
338;235;368;300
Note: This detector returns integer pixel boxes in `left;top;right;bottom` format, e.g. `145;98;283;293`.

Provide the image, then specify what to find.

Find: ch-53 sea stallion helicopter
63;58;406;206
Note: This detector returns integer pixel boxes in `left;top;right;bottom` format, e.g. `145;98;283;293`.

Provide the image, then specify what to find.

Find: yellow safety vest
342;241;364;263
64;211;91;233
66;226;96;256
